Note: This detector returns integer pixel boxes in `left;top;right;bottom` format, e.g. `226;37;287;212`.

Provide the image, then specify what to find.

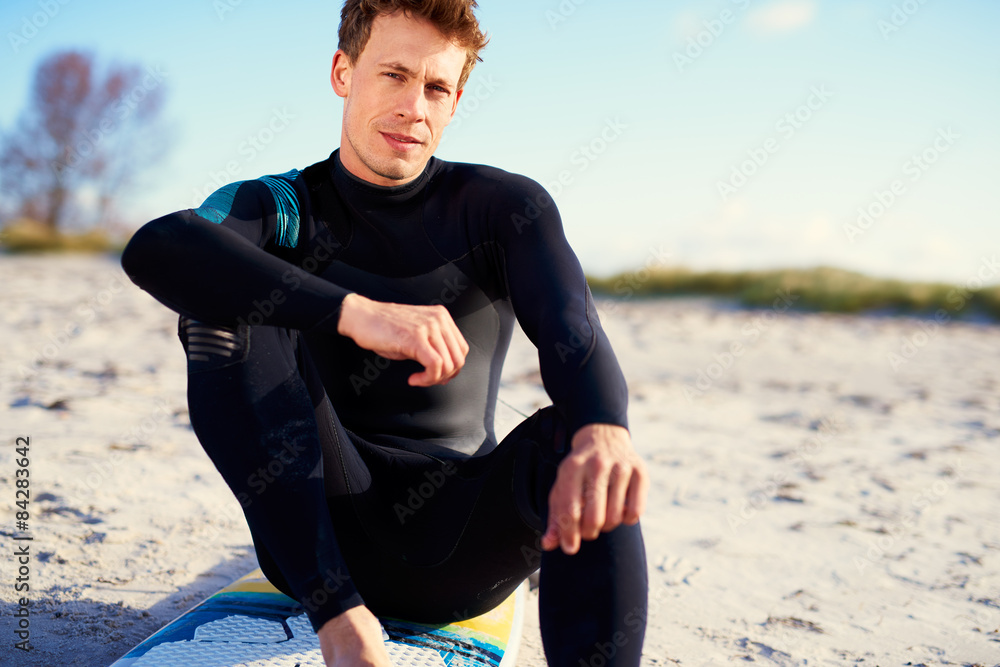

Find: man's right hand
317;605;392;667
336;293;469;387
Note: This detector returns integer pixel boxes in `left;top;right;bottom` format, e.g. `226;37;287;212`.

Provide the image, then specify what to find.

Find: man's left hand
541;423;648;555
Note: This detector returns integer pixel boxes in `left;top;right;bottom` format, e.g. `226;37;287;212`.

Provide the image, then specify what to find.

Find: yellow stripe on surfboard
218;568;518;641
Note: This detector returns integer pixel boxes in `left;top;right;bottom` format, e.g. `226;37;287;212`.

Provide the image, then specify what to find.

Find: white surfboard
110;568;526;666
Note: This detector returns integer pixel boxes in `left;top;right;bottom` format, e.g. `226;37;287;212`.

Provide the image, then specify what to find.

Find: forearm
547;320;629;436
492;174;629;435
121;210;352;332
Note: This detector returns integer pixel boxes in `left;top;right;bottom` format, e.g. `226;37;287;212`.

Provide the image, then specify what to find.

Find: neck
331;150;434;205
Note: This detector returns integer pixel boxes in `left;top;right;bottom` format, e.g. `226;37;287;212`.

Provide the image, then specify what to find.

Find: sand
1;254;998;666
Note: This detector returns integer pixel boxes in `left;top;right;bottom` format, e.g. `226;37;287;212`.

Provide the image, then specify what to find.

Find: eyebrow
377;61;455;90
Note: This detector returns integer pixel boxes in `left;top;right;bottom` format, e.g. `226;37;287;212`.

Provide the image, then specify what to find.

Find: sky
1;0;997;283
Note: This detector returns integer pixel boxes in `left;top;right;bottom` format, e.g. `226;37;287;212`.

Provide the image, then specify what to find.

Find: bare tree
0;49;169;232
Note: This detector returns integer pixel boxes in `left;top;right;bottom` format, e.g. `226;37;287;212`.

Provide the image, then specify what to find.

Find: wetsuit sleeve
124;178;367;628
493;174;629;436
121;177;353;331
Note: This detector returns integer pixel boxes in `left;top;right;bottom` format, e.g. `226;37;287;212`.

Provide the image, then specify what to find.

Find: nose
394;81;427;123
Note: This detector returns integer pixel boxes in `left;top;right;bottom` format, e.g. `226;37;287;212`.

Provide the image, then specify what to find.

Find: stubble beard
345;121;426;184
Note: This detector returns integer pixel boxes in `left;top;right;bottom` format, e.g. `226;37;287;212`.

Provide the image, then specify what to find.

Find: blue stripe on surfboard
383;619;504;666
114;593;300;660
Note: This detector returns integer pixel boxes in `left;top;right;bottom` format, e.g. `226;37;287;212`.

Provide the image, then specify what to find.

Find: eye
429;85;449;95
384;72;402;81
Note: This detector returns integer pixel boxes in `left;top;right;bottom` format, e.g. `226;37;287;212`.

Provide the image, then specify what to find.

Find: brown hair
338;0;488;90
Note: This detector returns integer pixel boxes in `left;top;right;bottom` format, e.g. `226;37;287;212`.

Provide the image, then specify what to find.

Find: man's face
332;11;466;186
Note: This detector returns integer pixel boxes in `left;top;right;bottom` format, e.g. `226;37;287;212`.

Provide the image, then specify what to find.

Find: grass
3;217;996;321
586;265;1000;320
1;218;125;254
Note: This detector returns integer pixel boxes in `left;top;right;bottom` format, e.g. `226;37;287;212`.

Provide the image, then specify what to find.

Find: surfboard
110;568;526;667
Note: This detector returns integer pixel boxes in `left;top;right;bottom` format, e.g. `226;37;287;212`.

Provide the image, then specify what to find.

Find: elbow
121;213;185;286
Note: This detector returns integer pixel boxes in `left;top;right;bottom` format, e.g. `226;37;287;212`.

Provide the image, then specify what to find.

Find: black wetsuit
122;150;647;665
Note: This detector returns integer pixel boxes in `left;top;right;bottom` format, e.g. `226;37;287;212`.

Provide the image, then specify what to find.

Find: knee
179;316;250;374
252;537;296;599
523;405;570;456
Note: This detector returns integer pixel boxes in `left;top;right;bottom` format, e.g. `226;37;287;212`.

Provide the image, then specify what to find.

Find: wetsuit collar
330;149;435;205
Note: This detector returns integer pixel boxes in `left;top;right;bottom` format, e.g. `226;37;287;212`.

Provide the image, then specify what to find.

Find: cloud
746;0;818;36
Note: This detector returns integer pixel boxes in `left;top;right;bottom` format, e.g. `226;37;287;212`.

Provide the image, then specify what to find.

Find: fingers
543;437;648;556
603;463;630;531
407;306;469;386
439;321;470;378
624;459;649;525
340;298;468;387
580;461;609;541
542;455;586;555
408;326;451;386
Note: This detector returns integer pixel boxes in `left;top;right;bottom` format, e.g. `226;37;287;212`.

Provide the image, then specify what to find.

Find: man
122;1;649;665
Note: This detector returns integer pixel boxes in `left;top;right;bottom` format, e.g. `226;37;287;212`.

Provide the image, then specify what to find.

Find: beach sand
1;254;998;666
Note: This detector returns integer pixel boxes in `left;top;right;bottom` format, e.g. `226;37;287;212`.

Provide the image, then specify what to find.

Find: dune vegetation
587;265;1000;320
0;218;124;254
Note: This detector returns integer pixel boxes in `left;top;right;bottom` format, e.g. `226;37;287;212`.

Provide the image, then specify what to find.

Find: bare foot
317;605;393;667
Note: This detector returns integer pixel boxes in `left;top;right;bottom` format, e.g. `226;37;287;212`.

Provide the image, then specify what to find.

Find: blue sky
1;0;997;283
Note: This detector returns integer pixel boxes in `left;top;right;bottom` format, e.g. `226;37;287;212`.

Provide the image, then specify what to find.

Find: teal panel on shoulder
192;170;301;248
192;181;246;225
259;170;301;248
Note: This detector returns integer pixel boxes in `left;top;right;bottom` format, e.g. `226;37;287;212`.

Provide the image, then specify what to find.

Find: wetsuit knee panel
179;316;250;374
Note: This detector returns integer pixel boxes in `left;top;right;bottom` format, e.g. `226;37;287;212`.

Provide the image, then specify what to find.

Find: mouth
381;132;425;152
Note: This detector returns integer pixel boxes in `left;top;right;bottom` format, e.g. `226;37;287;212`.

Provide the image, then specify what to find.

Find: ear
331;49;352;98
447;88;465;123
